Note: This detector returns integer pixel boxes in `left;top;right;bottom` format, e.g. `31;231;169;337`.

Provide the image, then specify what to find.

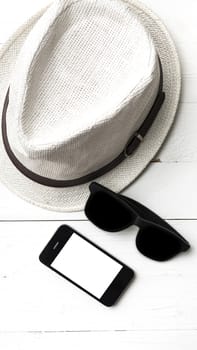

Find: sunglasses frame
85;182;190;255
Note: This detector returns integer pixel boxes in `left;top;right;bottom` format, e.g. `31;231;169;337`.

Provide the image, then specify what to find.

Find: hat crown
6;0;160;181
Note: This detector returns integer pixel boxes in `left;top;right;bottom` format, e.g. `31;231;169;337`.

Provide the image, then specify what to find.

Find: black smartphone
39;225;134;307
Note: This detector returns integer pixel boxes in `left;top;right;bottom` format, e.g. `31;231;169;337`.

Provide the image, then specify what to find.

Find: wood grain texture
1;331;197;350
0;0;196;349
0;221;193;332
0;162;196;220
157;103;197;161
0;0;196;221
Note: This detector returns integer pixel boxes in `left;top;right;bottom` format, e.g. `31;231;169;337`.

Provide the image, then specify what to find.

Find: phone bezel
39;225;134;307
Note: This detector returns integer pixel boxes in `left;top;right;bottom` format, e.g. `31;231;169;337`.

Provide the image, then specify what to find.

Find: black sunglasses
85;182;190;261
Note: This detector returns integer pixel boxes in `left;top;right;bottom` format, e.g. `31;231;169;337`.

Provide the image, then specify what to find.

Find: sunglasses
85;182;190;261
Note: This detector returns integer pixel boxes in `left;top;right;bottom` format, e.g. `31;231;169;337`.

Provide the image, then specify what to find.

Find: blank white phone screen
51;233;122;299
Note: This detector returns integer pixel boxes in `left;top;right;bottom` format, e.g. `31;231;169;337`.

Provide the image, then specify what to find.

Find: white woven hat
0;0;180;212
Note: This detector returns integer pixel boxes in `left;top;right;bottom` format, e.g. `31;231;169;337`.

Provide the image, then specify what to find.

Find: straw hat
0;0;181;212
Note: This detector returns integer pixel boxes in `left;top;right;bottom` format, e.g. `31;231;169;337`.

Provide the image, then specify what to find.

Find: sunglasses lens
85;191;135;231
136;226;182;261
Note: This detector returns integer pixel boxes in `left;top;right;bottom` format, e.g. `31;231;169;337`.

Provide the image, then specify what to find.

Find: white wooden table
0;1;196;349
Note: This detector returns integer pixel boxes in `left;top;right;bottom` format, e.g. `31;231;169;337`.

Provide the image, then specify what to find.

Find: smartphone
39;225;134;307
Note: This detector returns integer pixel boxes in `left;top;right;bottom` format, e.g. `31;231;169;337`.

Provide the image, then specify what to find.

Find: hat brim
0;0;181;212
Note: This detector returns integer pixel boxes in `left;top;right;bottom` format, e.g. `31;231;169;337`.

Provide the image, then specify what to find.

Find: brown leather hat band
1;62;165;188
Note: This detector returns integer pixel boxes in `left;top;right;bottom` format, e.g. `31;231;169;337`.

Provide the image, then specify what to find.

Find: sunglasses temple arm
180;239;190;251
136;217;190;251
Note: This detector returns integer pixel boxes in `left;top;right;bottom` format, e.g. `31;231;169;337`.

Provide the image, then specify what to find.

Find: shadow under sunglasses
85;182;190;262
